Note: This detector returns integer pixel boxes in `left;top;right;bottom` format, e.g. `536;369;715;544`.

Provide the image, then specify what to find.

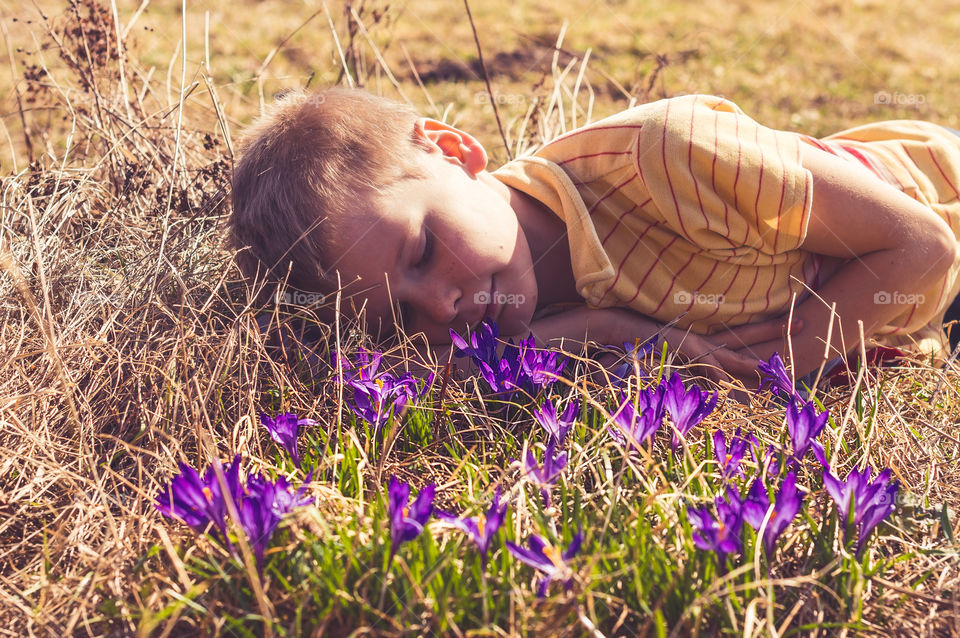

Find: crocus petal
811;440;828;467
506;539;552;572
408;484;436;523
713;430;728;465
857;480;898;550
758;352;798;400
535;576;553;598
562;529;584;561
764;471;803;553
822;469;852;521
742;477;770;530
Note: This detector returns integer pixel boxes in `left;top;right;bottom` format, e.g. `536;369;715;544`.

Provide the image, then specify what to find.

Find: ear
414;118;488;176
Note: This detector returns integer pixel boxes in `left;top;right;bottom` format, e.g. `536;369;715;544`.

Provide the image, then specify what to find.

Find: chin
499;307;536;337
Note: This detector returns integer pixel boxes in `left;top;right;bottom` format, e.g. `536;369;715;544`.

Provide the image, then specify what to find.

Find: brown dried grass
0;1;958;636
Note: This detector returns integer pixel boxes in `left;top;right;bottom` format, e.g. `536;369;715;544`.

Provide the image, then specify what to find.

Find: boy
230;88;960;388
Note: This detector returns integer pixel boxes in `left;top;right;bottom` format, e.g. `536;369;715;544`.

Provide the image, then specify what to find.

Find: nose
409;277;461;326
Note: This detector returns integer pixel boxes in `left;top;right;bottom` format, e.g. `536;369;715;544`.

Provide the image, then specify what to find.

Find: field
1;0;960;635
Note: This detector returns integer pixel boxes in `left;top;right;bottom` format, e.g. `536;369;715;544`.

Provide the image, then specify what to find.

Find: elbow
917;220;958;285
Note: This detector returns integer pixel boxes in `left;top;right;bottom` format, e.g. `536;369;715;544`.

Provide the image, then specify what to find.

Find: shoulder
634;94;753;151
553;94;747;141
530;95;749;172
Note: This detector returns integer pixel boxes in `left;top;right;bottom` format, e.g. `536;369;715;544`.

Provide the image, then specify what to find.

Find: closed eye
414;226;433;269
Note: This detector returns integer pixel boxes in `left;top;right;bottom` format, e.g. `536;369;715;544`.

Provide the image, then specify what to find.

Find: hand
663;316;803;387
657;326;756;385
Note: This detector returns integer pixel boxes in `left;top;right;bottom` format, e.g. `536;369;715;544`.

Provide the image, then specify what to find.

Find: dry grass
1;0;959;635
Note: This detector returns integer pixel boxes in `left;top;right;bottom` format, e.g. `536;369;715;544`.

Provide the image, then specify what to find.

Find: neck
480;173;579;309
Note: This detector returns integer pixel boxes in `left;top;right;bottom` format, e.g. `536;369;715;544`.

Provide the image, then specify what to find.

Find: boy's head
231;88;539;343
230;88;429;296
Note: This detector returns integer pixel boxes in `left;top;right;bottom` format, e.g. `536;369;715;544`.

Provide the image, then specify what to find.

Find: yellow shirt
493;94;960;358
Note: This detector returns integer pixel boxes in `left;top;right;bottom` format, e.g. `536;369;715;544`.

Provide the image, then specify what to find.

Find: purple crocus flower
155;454;243;545
687;487;743;558
524;439;568;505
239;473;312;568
611;337;658;385
506;528;583;598
438;489;508;567
533;397;579;445
259;412;316;469
387;476;435;559
786;399;829;466
349;378;411;430
823;465;899;553
516;336;568;392
742;471;804;554
337;349;424;431
451;321;516;394
713;428;757;479
608;385;664;452
451;320;567;398
662;373;718;448
758;352;800;401
450;320;500;367
156;457;312;570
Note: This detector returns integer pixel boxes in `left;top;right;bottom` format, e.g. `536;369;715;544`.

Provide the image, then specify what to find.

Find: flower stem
481;568;489;625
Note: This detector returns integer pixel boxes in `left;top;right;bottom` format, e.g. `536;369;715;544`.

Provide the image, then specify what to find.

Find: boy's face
330;119;539;343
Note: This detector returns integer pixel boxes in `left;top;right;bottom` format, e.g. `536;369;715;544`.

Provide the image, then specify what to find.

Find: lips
480;276;498;324
487;276;499;322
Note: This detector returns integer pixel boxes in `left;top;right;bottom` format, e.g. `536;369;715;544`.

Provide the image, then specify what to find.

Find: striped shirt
493;94;960;357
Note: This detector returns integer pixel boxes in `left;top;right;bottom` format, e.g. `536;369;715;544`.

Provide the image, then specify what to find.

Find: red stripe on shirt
600;202;649;246
659;100;687;244
651;250;699;315
684;100;710;242
559;150;633;166
598;222;659;301
624;236;682;305
712;110;736;248
924;145;960;202
551;124;644;146
752;123;766;247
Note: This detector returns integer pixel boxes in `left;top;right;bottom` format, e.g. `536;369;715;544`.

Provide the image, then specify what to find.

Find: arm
522;305;792;383
409;305;794;389
714;142;958;381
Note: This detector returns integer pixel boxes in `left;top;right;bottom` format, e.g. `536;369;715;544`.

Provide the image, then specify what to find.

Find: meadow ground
1;0;959;635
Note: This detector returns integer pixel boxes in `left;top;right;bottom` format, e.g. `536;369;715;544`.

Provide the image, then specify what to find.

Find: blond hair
229;88;428;296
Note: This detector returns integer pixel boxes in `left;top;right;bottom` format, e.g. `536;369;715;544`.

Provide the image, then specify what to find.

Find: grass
1;0;959;635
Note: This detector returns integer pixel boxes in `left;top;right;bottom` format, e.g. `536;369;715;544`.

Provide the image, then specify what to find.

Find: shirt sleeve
635;94;813;257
